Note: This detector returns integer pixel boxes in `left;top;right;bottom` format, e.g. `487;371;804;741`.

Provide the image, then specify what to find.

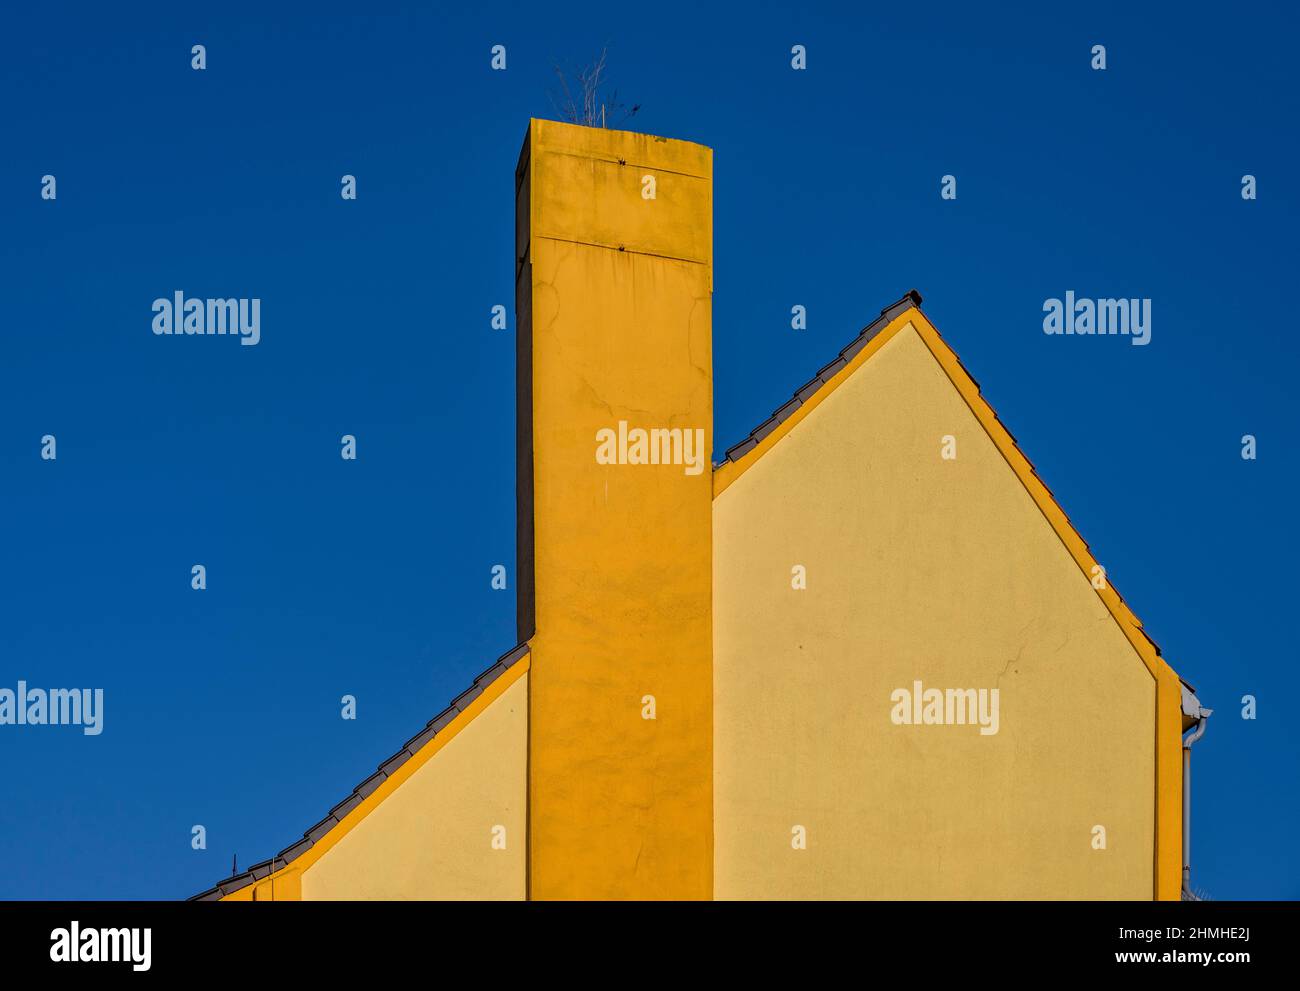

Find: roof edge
711;291;1175;682
713;289;923;494
904;311;1172;678
188;641;531;901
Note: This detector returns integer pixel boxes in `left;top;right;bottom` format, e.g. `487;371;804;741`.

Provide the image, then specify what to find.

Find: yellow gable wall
713;323;1156;899
299;673;528;900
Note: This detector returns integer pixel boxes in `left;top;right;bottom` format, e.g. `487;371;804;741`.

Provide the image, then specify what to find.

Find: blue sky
1;1;1296;899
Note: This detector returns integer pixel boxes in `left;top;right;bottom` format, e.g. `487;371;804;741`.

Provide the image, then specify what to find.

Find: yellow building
193;120;1208;902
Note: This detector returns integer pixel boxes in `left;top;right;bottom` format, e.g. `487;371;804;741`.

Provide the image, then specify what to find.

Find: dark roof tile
354;771;387;799
840;334;871;361
305;817;339;844
219;872;255;896
427;707;459;733
773;398;802;421
796;380;823;403
474;661;509;685
329;794;364;821
500;643;529;667
749;416;781;444
724;436;759;461
403;725;439;755
378;750;411;778
452;682;485;710
816;356;849;380
277;838;313;864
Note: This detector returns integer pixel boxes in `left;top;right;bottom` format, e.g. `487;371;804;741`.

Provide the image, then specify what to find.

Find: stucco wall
300;674;528;900
520;120;714;899
713;322;1156;899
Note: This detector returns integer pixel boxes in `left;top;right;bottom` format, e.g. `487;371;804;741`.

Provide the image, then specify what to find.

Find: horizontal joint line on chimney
533;233;708;267
536;148;710;181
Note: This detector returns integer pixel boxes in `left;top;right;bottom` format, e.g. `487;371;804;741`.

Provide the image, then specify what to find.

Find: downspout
1180;684;1212;899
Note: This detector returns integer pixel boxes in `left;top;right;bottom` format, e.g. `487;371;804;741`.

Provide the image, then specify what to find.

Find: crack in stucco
996;643;1027;687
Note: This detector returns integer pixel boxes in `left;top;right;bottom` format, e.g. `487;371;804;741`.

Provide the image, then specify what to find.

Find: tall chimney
515;119;713;899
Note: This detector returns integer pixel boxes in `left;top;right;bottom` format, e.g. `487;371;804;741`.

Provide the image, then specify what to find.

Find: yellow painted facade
714;314;1180;899
218;657;528;900
208;122;1191;903
302;673;528;900
517;119;714;899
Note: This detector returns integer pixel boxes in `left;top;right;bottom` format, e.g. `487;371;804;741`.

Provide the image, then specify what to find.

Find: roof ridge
711;290;1165;666
716;289;923;467
189;641;531;901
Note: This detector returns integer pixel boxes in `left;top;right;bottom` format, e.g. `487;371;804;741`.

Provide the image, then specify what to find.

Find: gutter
1180;683;1212;899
